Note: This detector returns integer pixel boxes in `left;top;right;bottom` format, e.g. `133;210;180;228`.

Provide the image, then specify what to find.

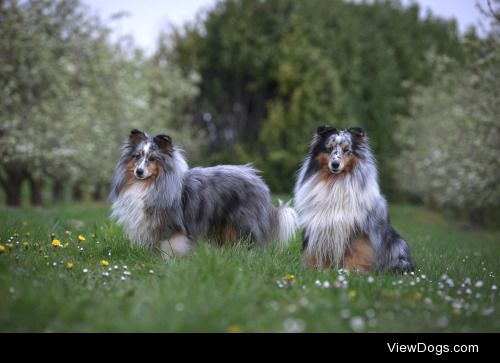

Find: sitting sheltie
294;126;413;273
109;129;297;257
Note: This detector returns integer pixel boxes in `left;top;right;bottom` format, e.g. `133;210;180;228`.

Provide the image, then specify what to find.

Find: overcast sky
83;0;491;54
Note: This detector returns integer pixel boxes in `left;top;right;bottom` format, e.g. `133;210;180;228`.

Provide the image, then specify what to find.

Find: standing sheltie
294;126;414;273
109;129;297;257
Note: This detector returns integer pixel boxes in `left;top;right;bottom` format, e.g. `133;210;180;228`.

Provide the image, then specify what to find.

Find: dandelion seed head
482;307;495;316
340;309;351;319
283;318;306;333
350;316;365;332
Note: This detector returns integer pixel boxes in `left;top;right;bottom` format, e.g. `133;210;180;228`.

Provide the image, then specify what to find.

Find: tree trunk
1;176;24;207
72;183;83;202
5;182;23;207
92;184;104;202
29;178;44;207
52;179;65;203
469;208;485;228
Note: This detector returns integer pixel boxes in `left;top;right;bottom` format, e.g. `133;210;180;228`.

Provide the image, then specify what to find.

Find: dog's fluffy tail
272;199;298;245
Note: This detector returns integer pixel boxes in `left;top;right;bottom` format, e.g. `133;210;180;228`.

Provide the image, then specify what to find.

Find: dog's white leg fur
159;234;192;258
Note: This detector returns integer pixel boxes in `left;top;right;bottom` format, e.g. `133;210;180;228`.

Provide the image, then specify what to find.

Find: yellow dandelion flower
100;259;109;267
66;262;74;270
348;290;357;298
51;239;62;248
0;244;5;254
63;243;70;248
6;243;14;249
43;255;49;260
226;325;243;333
78;235;86;242
283;274;296;281
25;232;31;237
23;242;29;248
408;292;423;302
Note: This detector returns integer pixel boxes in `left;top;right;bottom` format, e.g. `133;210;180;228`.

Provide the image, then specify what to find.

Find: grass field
0;202;498;332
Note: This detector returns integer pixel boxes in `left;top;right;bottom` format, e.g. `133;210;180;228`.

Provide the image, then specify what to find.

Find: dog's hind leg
379;230;414;273
366;205;414;273
159;233;192;258
343;235;375;272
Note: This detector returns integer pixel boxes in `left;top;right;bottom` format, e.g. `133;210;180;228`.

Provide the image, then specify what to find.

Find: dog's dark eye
133;153;141;160
148;156;156;162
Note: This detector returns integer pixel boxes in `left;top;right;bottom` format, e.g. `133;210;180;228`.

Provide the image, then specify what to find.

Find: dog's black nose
136;168;144;176
330;161;340;169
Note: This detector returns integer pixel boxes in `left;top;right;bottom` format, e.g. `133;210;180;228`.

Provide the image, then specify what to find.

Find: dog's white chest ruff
295;175;379;266
111;184;159;248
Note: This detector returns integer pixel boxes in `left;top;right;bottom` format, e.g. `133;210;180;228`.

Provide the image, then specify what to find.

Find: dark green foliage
169;0;462;193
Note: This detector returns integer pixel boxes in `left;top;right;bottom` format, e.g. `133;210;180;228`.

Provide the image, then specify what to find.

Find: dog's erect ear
154;134;173;154
348;127;366;141
316;125;338;137
129;129;146;146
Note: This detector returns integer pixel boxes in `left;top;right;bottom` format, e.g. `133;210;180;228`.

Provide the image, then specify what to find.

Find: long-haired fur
294;126;413;273
109;129;297;257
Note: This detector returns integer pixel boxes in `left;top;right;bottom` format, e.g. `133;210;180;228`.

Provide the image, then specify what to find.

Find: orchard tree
0;0;202;206
395;7;500;225
169;0;462;193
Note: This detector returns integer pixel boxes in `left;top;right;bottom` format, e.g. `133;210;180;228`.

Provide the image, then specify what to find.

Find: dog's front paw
390;254;415;274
